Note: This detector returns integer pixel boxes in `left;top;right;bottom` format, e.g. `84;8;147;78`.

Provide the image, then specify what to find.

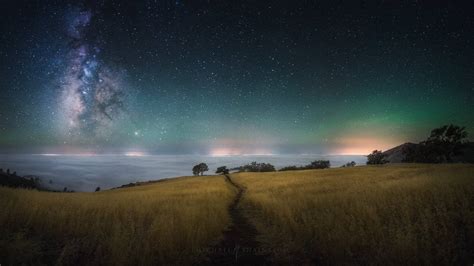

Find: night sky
0;0;473;155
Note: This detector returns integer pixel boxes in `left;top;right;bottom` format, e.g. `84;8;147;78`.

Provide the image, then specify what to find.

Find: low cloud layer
0;154;366;191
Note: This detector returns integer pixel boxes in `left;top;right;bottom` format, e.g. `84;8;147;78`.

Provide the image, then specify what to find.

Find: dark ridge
0;168;41;189
382;142;474;163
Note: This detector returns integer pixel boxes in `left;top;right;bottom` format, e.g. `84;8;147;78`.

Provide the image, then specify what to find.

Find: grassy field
0;175;235;265
1;164;473;265
233;164;474;265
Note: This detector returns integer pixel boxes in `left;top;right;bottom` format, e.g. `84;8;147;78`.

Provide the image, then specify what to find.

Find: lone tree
367;150;388;165
192;163;209;176
215;166;229;175
192;165;200;176
95;187;101;192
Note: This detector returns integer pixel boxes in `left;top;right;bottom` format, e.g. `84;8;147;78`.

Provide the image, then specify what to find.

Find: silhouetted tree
216;166;229;175
367;150;388;164
63;187;68;192
95;187;101;192
192;165;200;176
198;163;209;175
192;163;209;176
6;169;10;175
404;124;468;163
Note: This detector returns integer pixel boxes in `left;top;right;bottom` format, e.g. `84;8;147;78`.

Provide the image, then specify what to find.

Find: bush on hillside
341;161;356;167
279;160;331;171
238;162;276;172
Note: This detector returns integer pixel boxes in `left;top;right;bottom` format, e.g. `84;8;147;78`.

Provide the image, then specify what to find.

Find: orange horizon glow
39;153;98;156
209;147;275;157
124;151;148;157
330;136;401;155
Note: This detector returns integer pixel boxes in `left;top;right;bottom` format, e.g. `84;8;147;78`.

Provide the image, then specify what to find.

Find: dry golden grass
2;164;473;265
0;175;235;265
233;164;474;265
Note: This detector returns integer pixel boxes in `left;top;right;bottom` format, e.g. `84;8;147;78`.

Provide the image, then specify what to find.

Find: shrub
309;160;331;169
342;161;356;168
279;165;300;171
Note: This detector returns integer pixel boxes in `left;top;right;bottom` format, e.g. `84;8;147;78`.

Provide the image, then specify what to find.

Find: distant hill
0;170;41;189
382;142;474;163
382;142;418;163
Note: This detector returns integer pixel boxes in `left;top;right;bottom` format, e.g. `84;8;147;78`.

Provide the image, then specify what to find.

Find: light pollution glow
35;135;399;156
330;136;402;155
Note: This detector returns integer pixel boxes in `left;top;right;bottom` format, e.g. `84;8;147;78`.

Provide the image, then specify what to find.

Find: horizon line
0;152;369;157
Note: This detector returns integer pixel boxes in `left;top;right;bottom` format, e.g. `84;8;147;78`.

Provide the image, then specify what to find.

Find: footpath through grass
1;164;473;265
233;164;474;265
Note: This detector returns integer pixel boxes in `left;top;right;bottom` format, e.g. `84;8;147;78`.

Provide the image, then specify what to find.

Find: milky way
59;8;127;142
0;1;472;154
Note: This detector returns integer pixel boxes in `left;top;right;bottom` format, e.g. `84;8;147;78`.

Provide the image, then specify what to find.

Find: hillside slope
0;175;235;265
0;170;40;189
382;142;417;163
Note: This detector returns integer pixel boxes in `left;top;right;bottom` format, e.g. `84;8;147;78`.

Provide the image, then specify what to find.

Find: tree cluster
279;160;331;171
403;124;468;163
238;162;276;172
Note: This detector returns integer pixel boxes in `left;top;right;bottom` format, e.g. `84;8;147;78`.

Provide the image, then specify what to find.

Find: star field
0;1;473;155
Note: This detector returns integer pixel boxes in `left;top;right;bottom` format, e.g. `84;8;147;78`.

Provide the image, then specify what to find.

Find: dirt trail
205;174;268;265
